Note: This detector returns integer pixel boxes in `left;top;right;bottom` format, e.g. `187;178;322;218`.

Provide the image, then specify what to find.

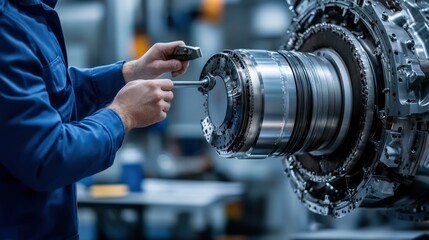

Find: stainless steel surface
198;0;429;220
200;49;352;158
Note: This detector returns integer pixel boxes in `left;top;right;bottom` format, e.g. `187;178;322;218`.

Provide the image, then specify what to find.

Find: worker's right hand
107;79;174;132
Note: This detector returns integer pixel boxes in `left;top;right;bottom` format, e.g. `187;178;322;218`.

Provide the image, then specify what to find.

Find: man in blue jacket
0;0;189;238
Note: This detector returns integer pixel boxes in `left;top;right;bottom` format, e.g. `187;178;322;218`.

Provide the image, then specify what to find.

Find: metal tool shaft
173;81;206;88
172;75;216;92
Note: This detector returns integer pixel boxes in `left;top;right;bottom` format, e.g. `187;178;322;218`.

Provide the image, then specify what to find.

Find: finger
160;101;171;112
155;59;182;73
171;60;189;77
159;111;167;120
162;91;174;102
157;79;174;91
181;60;190;72
159;40;186;56
177;61;190;74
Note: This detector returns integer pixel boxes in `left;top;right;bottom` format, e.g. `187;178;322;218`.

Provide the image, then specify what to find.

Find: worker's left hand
122;41;189;82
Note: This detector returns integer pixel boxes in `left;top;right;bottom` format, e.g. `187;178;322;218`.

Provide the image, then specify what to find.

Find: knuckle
153;42;161;49
173;60;181;69
153;61;162;70
146;81;157;89
166;80;174;89
153;91;163;100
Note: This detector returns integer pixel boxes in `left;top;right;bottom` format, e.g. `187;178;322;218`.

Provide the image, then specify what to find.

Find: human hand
122;41;190;82
108;79;174;132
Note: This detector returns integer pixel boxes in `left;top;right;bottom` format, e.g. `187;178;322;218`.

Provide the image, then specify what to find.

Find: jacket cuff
89;108;125;155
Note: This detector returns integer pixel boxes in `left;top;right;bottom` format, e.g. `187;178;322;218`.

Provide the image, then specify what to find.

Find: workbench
77;178;243;239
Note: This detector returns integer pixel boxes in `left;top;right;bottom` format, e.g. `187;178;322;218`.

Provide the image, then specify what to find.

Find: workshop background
56;0;424;239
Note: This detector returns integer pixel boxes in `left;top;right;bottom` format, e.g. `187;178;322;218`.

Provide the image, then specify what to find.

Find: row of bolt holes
306;204;354;215
307;200;359;215
390;126;412;173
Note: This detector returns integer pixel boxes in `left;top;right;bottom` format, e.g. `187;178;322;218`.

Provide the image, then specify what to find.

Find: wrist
122;60;137;83
107;104;133;132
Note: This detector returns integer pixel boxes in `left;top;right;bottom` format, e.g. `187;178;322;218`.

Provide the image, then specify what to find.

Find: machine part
199;0;429;220
200;47;356;159
172;45;203;61
172;74;216;92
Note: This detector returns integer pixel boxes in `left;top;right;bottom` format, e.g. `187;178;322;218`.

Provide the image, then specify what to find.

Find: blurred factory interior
56;0;429;239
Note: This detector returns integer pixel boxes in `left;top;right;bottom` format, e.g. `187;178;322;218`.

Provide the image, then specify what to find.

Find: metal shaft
172;75;216;92
172;80;206;88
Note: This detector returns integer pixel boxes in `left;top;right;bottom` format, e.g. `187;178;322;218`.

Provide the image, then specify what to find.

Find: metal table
77;178;243;239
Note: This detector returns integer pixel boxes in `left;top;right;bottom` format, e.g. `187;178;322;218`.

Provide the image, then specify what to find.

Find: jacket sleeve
0;19;125;192
68;62;125;120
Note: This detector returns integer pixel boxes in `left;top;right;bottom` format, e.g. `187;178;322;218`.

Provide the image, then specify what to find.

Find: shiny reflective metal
199;0;429;220
200;49;353;158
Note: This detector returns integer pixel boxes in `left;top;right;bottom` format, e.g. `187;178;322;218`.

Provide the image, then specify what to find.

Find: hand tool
172;45;202;61
171;45;215;92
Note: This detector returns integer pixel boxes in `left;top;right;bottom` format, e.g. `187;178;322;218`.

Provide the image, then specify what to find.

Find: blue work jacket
0;0;126;239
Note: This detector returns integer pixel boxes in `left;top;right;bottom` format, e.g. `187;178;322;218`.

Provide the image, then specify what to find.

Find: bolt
405;40;415;49
381;11;389;21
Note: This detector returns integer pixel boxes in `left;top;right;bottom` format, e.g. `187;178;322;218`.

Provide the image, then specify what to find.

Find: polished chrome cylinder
200;49;352;158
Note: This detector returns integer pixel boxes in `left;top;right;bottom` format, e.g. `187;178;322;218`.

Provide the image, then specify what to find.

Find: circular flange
207;75;229;128
200;51;249;156
287;23;376;182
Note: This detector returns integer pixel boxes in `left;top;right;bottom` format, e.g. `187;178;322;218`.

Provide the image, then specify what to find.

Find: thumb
155;59;182;72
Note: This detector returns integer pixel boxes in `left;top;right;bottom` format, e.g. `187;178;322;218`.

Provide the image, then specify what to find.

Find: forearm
69;61;126;119
0;109;125;192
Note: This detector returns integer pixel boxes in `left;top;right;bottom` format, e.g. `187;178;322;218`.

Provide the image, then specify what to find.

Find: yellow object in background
226;200;243;220
90;184;129;198
132;33;151;59
201;0;224;23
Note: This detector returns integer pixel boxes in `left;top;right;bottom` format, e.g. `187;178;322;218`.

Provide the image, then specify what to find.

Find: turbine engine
199;0;429;220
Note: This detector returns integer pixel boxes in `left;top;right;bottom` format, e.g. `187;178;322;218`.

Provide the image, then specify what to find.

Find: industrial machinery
198;0;429;220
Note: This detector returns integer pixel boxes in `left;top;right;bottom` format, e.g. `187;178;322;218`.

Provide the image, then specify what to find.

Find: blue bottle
119;144;144;192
